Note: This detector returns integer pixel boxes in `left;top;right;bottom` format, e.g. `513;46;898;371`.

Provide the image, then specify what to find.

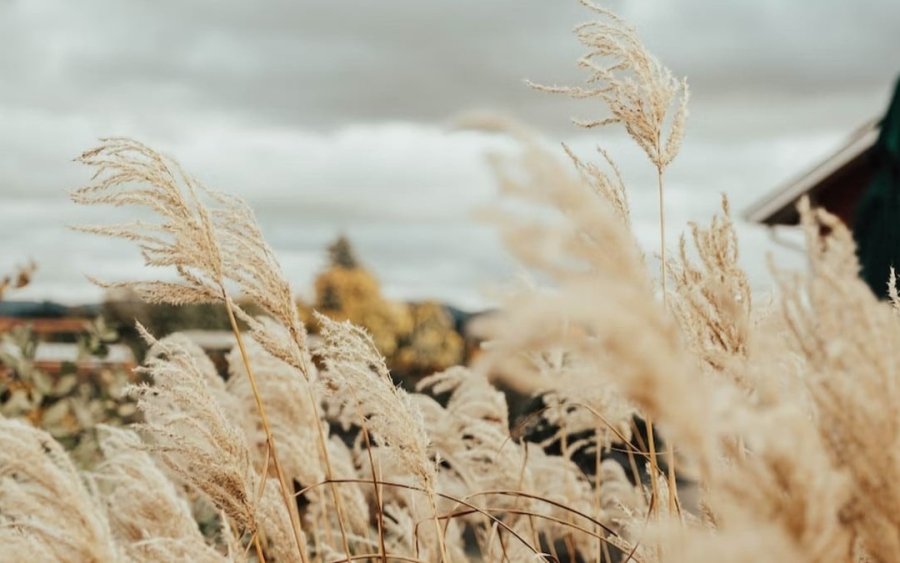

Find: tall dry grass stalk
0;2;896;562
71;139;309;560
71;138;347;562
531;0;689;513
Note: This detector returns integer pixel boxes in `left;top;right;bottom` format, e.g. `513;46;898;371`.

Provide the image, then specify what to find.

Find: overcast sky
1;0;898;309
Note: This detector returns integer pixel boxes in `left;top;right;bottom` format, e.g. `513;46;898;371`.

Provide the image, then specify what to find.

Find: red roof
744;118;880;227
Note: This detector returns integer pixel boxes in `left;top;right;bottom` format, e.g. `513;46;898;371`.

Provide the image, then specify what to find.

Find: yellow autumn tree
312;236;412;357
393;301;464;375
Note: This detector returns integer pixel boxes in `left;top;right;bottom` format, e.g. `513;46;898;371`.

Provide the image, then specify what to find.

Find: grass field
0;2;897;562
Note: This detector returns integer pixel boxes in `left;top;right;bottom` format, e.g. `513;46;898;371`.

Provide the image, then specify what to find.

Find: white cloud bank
1;0;896;308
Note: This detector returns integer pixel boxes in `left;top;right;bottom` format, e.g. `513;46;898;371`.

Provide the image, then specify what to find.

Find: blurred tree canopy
327;235;360;269
311;236;464;374
312;236;412;357
393;301;464;376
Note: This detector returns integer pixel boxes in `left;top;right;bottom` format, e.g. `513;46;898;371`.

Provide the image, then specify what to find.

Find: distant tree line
103;236;467;378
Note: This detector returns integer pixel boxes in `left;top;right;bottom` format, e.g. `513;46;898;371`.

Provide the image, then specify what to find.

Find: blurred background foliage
307;235;465;375
0;238;473;467
1;268;142;467
309;235;414;357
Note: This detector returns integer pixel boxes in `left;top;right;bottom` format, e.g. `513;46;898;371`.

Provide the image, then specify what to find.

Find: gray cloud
1;0;897;308
3;1;895;131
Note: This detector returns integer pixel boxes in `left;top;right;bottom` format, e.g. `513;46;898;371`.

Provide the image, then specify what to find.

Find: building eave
743;119;880;226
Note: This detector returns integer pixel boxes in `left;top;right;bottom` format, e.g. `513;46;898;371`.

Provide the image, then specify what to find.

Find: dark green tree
327;235;359;269
855;78;900;298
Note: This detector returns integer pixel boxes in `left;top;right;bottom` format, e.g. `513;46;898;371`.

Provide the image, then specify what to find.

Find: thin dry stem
224;297;310;562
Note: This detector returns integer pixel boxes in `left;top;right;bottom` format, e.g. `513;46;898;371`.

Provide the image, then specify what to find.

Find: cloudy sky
1;0;898;309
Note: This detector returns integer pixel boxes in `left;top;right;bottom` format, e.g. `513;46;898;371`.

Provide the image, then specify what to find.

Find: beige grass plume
73;137;326;560
94;424;225;563
0;417;119;562
667;196;753;379
72;139;312;377
477;122;714;470
226;338;322;487
776;199;900;561
314;312;454;561
73;138;313;379
207;192;316;375
225;337;371;545
415;368;524;498
531;0;691;510
315;313;434;491
530;0;688;171
129;327;261;538
72;138;228;306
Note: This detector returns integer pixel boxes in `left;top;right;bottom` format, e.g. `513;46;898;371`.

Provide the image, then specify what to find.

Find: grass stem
224;295;309;563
